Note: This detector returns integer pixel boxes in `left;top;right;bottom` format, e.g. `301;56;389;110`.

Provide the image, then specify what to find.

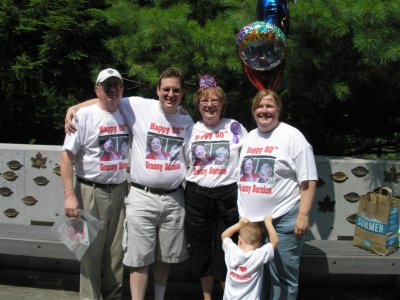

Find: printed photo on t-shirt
99;134;129;161
119;138;130;160
146;133;183;161
191;141;230;167
240;155;275;185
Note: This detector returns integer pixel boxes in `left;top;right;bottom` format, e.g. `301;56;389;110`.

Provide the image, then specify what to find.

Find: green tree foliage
284;0;400;156
0;0;116;144
101;0;399;156
101;0;257;125
0;0;398;157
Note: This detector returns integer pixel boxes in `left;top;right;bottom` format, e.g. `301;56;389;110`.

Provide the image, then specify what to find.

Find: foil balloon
237;0;295;91
244;62;285;91
256;0;292;34
236;21;287;71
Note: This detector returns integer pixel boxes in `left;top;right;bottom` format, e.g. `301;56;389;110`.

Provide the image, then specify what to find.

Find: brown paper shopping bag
353;188;400;256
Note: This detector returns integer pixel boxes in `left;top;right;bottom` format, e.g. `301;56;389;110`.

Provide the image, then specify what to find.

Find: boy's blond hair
239;222;263;246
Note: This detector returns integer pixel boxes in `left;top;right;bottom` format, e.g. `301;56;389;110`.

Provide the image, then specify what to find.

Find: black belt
131;181;182;195
77;177;122;189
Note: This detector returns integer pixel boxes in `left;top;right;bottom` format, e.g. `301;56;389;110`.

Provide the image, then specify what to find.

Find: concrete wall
310;156;399;240
0;144;64;226
1;143;399;240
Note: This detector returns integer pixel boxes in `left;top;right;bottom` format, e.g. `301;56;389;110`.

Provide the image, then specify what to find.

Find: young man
61;68;129;300
121;67;193;300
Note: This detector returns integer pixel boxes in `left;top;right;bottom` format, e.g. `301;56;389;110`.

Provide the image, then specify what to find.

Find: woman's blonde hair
192;86;225;110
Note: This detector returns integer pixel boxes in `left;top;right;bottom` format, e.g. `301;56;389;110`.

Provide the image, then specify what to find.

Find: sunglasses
100;82;123;91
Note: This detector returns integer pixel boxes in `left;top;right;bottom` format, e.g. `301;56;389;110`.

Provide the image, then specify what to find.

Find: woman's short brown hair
251;89;282;114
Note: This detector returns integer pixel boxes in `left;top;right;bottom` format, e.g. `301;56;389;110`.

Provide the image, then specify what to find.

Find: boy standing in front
221;216;279;300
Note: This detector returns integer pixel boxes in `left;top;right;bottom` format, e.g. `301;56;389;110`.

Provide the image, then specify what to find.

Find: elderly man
61;68;129;300
66;67;193;300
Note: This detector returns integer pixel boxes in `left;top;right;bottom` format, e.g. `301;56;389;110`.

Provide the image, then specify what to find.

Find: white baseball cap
96;68;123;84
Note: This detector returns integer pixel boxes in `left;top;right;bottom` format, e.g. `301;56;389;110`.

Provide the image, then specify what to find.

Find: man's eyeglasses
199;99;221;107
99;82;123;91
161;87;181;94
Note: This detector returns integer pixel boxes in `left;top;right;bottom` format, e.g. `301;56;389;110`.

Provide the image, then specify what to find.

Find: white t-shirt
185;118;248;188
62;104;129;184
119;97;193;189
237;122;318;221
222;238;274;300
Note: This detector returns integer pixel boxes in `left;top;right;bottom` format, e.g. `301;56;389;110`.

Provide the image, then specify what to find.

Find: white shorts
122;186;189;267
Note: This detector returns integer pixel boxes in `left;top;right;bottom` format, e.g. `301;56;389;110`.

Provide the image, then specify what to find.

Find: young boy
221;216;279;300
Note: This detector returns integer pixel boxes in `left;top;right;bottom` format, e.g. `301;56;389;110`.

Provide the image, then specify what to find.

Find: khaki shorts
122;186;189;267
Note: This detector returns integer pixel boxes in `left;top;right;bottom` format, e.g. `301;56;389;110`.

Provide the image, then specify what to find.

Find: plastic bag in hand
51;209;104;261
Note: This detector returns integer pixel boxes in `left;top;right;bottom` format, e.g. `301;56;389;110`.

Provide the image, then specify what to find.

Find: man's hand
64;98;100;134
177;106;189;115
64;193;79;218
65;107;78;134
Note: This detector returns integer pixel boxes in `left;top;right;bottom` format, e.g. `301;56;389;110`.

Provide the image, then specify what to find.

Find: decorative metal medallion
0;187;13;197
53;165;61;176
33;176;49;186
4;208;19;218
351;166;369;178
1;171;18;181
6;160;23;171
331;172;348;183
22;196;38;206
343;192;360;203
346;213;357;224
31;152;47;169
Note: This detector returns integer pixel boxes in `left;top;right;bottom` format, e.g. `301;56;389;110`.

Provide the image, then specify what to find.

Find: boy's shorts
122;186;189;267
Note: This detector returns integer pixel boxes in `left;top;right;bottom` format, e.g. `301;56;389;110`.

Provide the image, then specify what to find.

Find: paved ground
1;283;400;300
0;268;399;300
